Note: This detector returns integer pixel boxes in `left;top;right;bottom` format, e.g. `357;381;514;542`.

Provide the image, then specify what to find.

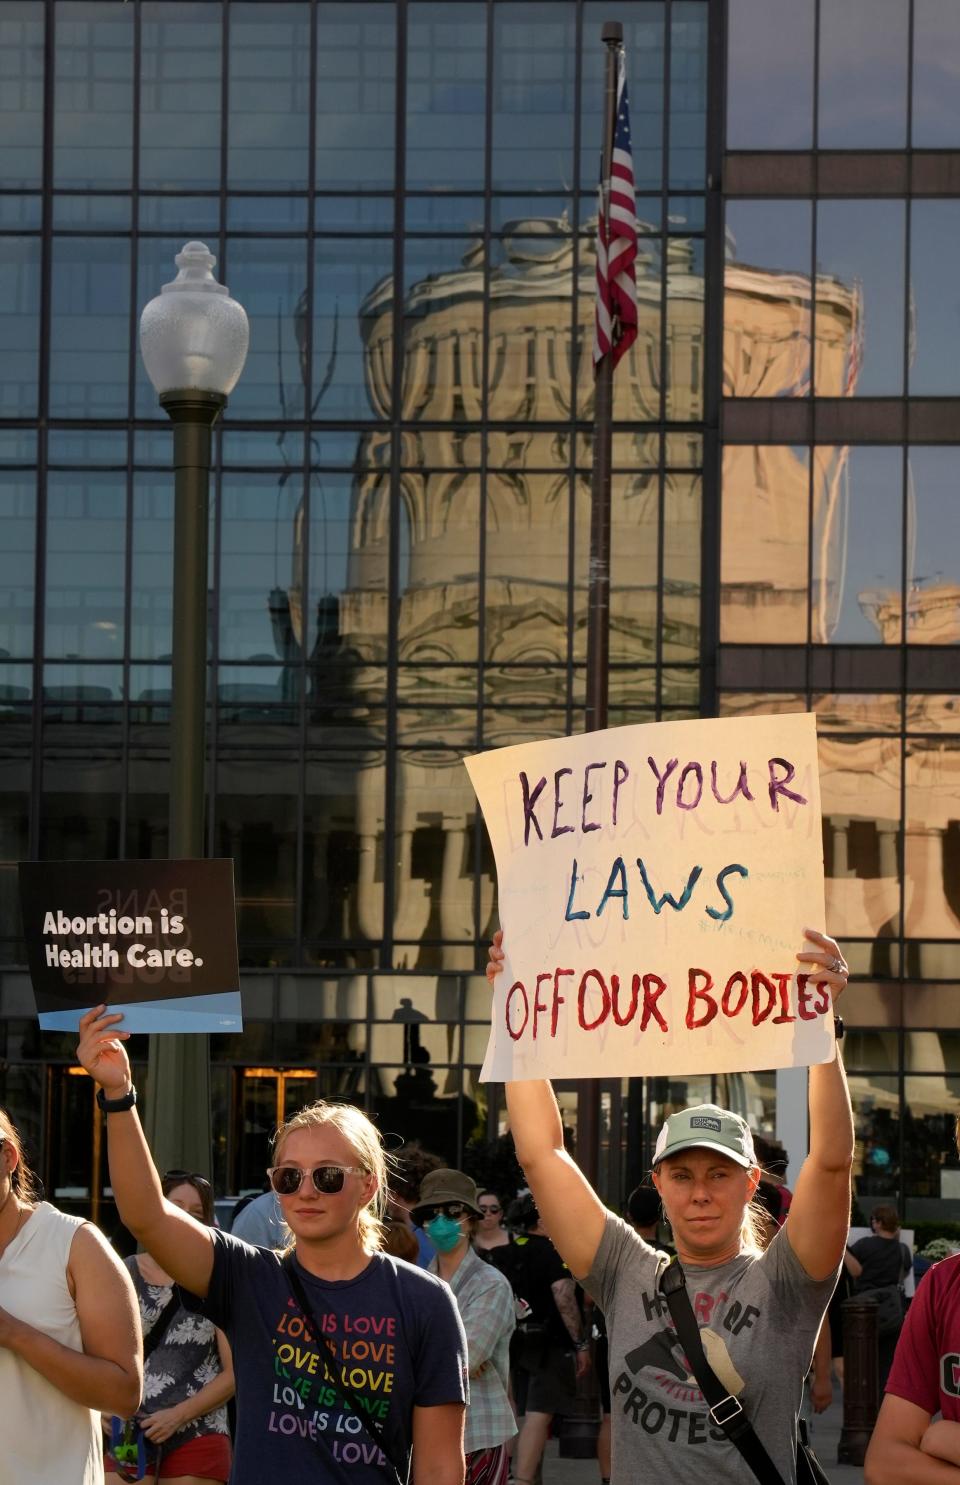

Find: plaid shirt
433;1246;517;1452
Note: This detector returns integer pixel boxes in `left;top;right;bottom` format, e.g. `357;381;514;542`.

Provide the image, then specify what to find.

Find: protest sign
19;859;242;1033
466;713;830;1082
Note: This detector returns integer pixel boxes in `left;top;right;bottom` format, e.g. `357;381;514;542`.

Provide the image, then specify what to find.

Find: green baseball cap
652;1103;756;1170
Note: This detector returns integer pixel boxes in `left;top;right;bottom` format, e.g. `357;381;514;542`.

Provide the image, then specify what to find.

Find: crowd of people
3;925;960;1483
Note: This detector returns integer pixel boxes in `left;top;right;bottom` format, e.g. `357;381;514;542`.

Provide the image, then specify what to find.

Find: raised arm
76;1007;215;1297
489;933;606;1279
782;930;854;1282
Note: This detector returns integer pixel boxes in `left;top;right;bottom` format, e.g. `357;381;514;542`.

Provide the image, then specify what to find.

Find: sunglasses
479;1204;501;1215
268;1163;367;1196
420;1201;470;1222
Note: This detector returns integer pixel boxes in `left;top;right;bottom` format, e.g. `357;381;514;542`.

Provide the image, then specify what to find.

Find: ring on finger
829;955;845;975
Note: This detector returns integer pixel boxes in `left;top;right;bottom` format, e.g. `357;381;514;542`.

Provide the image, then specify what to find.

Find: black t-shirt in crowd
181;1229;468;1484
492;1232;572;1347
849;1234;911;1292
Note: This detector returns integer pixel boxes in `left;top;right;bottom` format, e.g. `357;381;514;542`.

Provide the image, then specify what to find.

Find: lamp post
139;242;249;1177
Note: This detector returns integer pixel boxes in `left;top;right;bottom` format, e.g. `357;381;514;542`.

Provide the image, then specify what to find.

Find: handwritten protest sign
19;859;242;1033
466;713;830;1082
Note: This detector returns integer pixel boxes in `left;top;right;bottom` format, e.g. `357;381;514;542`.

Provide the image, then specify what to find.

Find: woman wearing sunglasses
76;1007;468;1485
104;1171;234;1484
487;927;853;1485
473;1192;510;1257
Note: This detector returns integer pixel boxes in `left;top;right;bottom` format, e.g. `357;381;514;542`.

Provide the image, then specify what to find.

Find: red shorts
107;1431;232;1482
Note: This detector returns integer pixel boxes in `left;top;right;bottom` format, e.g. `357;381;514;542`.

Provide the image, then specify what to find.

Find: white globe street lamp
139;242;248;1179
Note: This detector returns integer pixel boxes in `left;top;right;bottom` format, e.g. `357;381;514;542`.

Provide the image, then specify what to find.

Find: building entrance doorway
233;1067;317;1194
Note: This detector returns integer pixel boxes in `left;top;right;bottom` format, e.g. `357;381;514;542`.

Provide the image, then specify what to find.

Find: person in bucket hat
488;926;853;1485
413;1170;516;1485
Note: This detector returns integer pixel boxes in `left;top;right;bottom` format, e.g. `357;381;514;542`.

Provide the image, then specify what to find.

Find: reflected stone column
830;815;851;878
905;826;960;977
440;818;473;972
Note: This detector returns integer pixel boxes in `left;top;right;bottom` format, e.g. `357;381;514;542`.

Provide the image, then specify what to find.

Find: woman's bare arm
76;1007;215;1296
0;1223;142;1414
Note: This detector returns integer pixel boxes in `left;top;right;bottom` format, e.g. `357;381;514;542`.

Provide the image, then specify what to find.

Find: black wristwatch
96;1084;137;1113
833;1015;844;1042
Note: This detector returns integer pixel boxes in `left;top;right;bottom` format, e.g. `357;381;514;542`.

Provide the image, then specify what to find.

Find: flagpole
579;19;623;1190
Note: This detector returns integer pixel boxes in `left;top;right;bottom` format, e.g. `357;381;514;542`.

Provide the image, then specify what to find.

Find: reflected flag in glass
593;50;638;371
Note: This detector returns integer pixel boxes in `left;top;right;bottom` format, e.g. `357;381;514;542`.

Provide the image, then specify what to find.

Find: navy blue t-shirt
181;1230;468;1484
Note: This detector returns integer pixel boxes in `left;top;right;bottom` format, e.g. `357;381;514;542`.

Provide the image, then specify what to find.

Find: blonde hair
0;1107;39;1205
272;1100;389;1255
739;1198;770;1256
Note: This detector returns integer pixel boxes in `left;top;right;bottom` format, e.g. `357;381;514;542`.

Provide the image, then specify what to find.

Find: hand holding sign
76;1005;133;1094
467;713;831;1082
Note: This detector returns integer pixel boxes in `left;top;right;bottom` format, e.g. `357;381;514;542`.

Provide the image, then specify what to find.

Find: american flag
593;50;638;370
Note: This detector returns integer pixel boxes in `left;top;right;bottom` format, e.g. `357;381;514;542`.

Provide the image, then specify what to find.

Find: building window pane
849;1073;900;1208
304;752;382;945
392;750;478;964
407;3;486;190
904;1076;959;1206
0;475;35;661
720;445;809;643
140;2;222;190
667;236;704;419
54;1;134;188
669;3;707;190
398;472;480;663
316;3;395;189
227;2;310;189
225;238;308;421
906;448;960;645
45;472;126;660
818;0;908;149
905;741;960;968
40;755;122;861
725;201;812;399
820;734;901;941
813;446;902;646
910;202;960;396
0;3;44;188
0;237;40;417
219;473;301;665
815;201;905;398
314;238;393;420
492;3;575;191
486;470;570;666
913;0;960;146
663;472;701;663
726;0;814;150
130;475;173;662
487;229;575;423
214;756;299;947
50;237;131;417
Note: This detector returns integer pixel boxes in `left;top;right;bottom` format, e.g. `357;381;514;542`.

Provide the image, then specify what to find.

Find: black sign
19;859;240;1020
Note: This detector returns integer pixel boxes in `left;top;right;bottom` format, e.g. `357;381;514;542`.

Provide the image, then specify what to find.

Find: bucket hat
411;1167;482;1222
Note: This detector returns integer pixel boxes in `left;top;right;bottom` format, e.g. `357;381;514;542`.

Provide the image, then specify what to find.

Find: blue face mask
425;1214;464;1253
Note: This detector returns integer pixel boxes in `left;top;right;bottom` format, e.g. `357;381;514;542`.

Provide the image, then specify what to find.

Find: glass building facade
1;0;959;1226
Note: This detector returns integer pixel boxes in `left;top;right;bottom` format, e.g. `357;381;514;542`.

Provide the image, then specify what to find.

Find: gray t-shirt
584;1213;837;1484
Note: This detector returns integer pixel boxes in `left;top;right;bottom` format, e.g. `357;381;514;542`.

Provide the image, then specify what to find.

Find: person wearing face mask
413;1170;517;1485
104;1171;235;1483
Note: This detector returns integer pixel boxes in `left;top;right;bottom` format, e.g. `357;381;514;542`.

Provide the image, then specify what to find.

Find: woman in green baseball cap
488;926;852;1485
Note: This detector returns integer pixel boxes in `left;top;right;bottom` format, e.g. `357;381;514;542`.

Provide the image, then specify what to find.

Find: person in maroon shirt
867;1135;960;1482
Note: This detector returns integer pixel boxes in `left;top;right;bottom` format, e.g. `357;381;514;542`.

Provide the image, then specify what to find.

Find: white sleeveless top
0;1202;103;1482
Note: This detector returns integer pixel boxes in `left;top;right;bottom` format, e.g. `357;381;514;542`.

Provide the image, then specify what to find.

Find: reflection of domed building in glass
274;221;960;986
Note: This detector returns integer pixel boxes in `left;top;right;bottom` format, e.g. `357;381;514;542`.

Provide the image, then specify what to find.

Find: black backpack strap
282;1254;407;1485
659;1259;788;1485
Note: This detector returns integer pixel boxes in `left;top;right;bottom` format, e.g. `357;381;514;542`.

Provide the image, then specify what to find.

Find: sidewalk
542;1394;865;1483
